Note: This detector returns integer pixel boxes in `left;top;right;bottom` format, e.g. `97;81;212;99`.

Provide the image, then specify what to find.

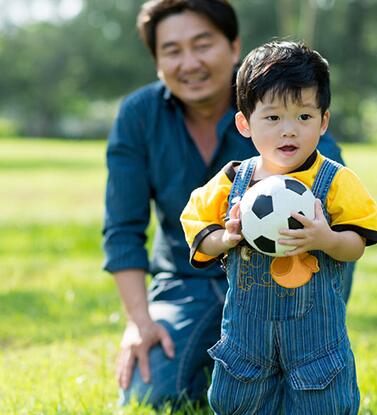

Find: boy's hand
222;202;243;249
278;199;334;256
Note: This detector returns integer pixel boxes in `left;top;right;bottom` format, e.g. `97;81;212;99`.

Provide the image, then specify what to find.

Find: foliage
0;23;85;136
0;138;377;414
0;118;19;137
0;1;376;140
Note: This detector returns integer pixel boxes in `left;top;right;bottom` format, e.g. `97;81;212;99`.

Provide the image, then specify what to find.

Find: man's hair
137;0;238;57
236;41;331;119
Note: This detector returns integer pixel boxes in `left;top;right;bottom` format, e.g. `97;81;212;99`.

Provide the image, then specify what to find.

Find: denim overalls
207;157;360;415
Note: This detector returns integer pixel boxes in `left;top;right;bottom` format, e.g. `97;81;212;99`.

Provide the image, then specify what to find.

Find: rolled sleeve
327;167;377;246
180;167;232;268
190;224;224;268
103;97;151;273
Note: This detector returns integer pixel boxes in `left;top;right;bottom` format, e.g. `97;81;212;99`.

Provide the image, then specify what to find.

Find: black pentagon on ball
288;211;305;229
252;195;273;219
254;235;276;253
285;179;307;195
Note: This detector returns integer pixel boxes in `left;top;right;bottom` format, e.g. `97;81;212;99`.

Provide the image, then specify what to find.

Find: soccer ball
239;175;315;257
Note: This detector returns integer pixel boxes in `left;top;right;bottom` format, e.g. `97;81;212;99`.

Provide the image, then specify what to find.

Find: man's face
235;87;330;177
155;10;240;108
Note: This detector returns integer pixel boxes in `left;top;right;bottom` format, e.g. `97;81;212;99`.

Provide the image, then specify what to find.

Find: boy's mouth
278;145;298;154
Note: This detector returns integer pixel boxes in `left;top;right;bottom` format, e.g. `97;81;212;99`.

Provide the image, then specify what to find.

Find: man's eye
267;115;279;121
196;43;211;51
299;114;312;121
165;49;180;56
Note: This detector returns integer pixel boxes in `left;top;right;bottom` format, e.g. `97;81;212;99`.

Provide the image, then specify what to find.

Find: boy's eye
266;115;279;121
298;114;312;121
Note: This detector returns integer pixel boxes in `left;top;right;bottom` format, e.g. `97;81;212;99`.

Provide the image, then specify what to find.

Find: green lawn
0;138;376;414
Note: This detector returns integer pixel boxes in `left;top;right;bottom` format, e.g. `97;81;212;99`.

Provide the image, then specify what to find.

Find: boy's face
235;87;330;177
155;10;240;108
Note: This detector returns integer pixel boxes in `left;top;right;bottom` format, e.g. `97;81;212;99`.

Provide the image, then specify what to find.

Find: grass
0;138;376;414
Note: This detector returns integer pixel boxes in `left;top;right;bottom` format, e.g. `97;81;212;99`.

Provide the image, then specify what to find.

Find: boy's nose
281;122;297;138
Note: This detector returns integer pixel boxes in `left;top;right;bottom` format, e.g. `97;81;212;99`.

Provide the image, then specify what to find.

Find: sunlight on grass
0;138;106;223
347;248;377;414
0;139;376;414
0;338;120;415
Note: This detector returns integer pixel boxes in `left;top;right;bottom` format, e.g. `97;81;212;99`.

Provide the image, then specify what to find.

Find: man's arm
317;131;345;165
114;269;175;389
103;99;151;273
103;97;174;389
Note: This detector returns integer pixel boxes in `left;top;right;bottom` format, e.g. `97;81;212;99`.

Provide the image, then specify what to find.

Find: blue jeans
119;274;228;407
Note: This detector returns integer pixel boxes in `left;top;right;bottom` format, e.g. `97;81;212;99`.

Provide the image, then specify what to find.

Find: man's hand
113;270;175;390
117;319;175;389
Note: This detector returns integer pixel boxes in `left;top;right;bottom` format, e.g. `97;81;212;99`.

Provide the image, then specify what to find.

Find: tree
0;0;376;140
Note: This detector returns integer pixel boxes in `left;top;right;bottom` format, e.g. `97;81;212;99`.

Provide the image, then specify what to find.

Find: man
103;0;352;407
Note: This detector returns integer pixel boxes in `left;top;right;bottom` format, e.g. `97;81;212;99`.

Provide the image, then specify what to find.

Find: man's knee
119;383;167;408
118;347;180;407
119;370;177;408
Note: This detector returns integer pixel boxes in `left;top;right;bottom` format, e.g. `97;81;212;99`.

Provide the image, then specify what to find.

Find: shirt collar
163;85;173;102
249;151;318;187
289;150;318;173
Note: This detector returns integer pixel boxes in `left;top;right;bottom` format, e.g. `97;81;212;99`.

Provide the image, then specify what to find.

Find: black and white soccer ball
239;175;315;257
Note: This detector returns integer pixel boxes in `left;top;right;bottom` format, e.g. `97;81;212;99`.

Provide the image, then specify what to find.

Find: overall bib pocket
232;245;316;320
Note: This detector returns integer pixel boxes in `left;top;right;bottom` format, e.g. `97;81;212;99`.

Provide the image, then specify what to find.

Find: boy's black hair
137;0;238;58
236;41;331;119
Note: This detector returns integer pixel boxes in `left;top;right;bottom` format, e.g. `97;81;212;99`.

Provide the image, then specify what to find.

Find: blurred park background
0;0;376;142
0;0;377;414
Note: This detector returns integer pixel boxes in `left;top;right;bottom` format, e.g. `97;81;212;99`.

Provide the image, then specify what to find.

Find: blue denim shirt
103;80;344;279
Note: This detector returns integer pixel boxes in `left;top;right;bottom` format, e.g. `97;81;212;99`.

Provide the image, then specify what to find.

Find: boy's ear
235;111;251;138
320;110;330;136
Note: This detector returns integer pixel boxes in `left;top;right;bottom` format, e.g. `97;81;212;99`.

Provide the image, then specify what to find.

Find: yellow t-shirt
181;152;377;267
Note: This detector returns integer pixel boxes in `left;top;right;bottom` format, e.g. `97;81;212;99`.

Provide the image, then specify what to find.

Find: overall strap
311;157;342;221
226;157;257;219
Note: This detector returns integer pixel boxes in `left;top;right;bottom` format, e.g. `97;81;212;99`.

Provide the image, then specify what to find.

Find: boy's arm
318;230;365;261
280;166;377;260
180;164;237;267
198;203;243;257
199;229;229;257
279;200;365;261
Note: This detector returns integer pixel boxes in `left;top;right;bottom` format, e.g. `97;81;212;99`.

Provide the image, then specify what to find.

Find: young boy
180;41;377;414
